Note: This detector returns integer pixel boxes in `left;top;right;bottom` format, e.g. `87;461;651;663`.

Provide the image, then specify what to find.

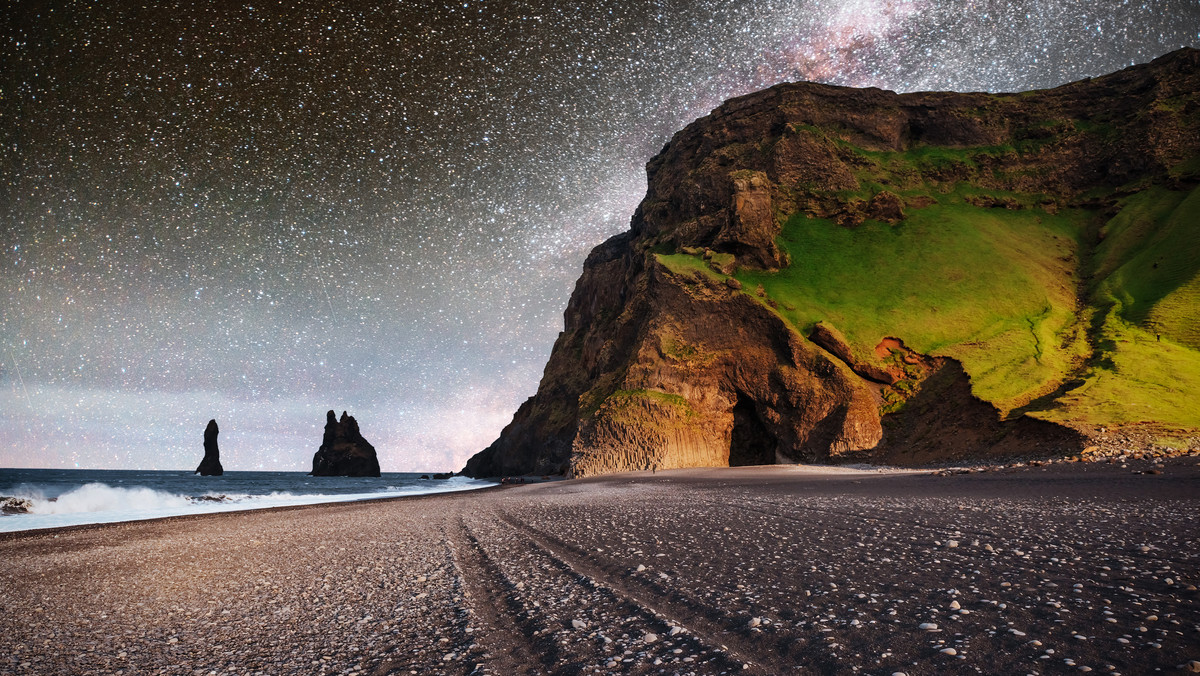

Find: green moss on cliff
737;201;1092;412
598;389;697;427
730;181;1200;429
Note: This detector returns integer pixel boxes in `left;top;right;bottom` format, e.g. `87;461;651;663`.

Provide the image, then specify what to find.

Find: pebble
940;648;958;656
643;632;658;643
949;600;961;610
1185;660;1200;673
572;619;587;630
919;623;938;631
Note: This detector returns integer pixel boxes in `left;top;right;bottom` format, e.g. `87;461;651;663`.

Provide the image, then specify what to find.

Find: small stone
668;626;684;636
644;632;658;643
946;540;959;548
636;564;646;572
747;617;762;628
919;623;939;631
949;600;961;610
572;619;587;630
940;648;958;656
1184;660;1200;673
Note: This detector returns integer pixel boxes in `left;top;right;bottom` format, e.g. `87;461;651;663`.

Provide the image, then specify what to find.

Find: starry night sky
3;1;1197;471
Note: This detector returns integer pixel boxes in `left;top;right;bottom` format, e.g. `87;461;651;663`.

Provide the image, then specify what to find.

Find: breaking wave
25;483;194;515
0;475;494;532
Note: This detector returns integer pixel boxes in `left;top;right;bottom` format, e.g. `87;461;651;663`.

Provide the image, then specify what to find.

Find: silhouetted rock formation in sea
311;410;381;477
195;419;224;476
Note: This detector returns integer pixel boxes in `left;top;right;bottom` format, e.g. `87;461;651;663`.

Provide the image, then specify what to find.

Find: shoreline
5;452;1195;540
2;461;1198;674
0;479;502;540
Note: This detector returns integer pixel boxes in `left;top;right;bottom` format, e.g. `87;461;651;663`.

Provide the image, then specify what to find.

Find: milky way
2;1;1197;470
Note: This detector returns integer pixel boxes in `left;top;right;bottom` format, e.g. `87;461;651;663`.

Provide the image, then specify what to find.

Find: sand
2;459;1198;675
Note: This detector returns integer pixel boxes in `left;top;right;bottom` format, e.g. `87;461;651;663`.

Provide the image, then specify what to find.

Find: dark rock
1;496;34;514
866;190;905;223
195;419;224;476
310;410;381;477
431;472;453;480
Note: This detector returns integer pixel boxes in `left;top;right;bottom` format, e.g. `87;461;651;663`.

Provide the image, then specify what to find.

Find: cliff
311;410;381;477
195;419;224;476
464;48;1200;478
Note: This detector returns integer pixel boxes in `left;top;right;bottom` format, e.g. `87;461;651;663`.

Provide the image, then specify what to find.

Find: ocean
0;468;495;533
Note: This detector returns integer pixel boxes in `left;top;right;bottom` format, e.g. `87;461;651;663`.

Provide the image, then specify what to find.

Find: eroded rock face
463;49;1200;478
195;419;224;476
311;410;381;477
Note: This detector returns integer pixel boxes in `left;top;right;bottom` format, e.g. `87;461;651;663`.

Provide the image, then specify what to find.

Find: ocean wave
0;476;495;532
27;483;193;515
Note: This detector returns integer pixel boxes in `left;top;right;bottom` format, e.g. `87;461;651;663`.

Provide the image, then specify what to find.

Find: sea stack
311;410;381;477
195;419;224;476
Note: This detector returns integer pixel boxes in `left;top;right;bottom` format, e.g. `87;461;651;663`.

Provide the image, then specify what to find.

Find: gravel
1;458;1197;674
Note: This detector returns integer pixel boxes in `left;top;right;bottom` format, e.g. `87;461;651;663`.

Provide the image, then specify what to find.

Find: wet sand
2;459;1198;675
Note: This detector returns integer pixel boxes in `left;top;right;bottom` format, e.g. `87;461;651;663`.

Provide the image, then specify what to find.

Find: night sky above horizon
3;1;1198;471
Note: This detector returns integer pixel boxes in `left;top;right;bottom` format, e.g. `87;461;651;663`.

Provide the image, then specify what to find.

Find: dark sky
3;0;1197;471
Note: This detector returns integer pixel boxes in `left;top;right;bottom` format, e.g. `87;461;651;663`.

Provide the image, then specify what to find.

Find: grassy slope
1043;185;1200;428
660;181;1200;431
737;197;1093;413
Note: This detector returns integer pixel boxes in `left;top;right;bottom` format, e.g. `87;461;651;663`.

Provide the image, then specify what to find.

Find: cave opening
728;394;776;466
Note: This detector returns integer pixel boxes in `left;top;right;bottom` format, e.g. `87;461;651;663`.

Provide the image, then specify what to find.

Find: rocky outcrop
463;48;1200;478
311;410;381;477
195;419;224;476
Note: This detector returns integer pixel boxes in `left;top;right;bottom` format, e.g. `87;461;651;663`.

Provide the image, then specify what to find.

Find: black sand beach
2;459;1198;675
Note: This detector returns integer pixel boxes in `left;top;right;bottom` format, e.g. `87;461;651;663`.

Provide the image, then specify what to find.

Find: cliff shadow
869;359;1088;465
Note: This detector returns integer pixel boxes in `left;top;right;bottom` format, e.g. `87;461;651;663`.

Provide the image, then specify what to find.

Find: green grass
1033;184;1200;429
1037;311;1200;428
1092;185;1200;348
657;252;724;281
734;203;1094;412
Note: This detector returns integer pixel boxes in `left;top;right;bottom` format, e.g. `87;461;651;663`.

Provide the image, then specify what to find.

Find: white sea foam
28;483;193;514
0;477;493;533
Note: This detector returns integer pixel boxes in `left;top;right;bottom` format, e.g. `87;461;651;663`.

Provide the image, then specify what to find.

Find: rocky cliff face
311;410;381;477
195;419;224;476
464;48;1200;478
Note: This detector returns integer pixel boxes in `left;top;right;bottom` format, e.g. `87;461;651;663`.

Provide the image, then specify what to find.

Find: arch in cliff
728;393;776;466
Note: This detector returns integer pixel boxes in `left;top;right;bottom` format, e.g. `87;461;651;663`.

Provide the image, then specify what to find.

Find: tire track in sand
495;511;805;675
446;516;556;675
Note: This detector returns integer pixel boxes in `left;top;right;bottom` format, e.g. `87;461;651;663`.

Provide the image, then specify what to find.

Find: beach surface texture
2;460;1198;675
